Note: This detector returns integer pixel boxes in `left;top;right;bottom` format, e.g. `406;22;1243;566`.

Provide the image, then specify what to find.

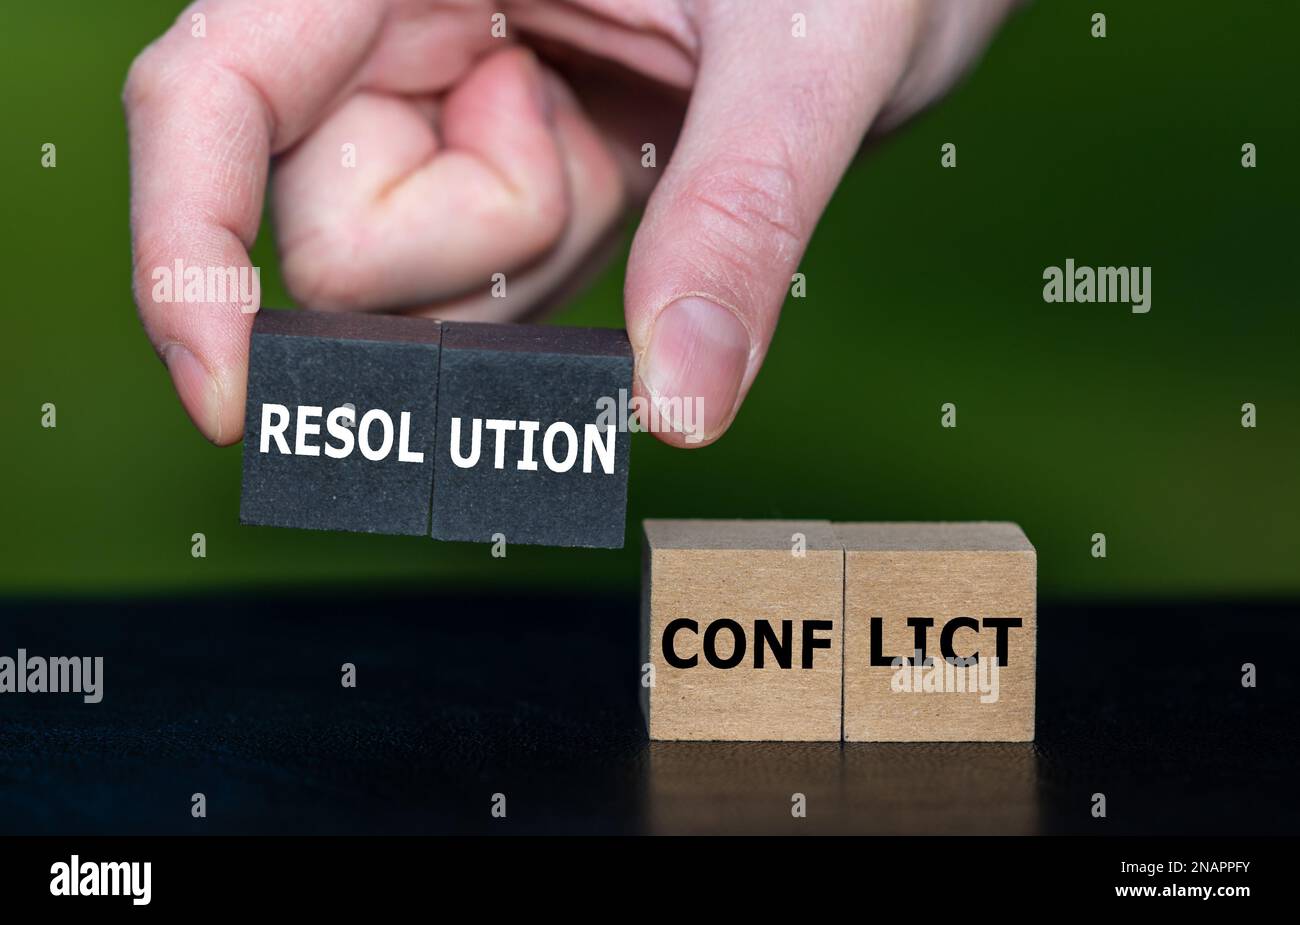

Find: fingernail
162;343;222;443
640;297;751;443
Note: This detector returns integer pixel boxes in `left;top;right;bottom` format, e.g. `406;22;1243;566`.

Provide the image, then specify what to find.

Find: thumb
625;1;921;446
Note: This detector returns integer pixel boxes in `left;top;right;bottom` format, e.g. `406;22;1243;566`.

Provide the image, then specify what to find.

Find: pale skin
125;0;1016;448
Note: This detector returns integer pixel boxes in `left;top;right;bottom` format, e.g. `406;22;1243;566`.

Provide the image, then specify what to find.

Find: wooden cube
837;522;1036;742
641;520;843;741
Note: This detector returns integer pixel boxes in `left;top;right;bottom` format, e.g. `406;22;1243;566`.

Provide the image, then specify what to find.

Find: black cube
429;322;633;548
239;309;442;536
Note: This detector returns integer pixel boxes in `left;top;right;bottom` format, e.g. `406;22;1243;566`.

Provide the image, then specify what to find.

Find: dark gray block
240;309;441;535
430;322;633;548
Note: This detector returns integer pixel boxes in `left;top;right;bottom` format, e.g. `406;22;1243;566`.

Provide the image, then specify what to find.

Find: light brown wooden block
641;520;843;741
837;522;1036;742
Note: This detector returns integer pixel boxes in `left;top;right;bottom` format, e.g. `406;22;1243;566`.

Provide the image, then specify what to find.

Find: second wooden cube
838;522;1036;742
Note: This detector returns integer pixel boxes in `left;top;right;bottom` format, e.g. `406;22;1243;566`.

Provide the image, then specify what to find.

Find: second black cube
429;322;633;548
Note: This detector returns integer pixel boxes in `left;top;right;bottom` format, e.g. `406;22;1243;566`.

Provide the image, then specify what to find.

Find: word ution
449;417;616;475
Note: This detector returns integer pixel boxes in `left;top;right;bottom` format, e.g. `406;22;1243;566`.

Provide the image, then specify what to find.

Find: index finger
124;0;389;443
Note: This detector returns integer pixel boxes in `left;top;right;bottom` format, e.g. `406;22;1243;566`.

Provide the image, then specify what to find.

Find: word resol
259;403;424;462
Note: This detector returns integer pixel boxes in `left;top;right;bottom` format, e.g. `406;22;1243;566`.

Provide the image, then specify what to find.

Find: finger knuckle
280;234;370;312
490;178;569;261
675;150;806;277
122;46;165;110
286;270;367;313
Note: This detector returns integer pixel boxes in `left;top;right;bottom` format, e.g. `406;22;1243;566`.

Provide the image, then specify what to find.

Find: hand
125;0;1014;447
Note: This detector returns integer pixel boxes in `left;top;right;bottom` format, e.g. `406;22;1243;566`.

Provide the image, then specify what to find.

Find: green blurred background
2;1;1296;600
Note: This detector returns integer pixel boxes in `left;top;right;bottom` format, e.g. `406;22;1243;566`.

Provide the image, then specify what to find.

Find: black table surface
1;592;1295;835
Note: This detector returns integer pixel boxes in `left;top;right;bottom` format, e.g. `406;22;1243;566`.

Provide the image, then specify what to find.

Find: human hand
125;0;1015;447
